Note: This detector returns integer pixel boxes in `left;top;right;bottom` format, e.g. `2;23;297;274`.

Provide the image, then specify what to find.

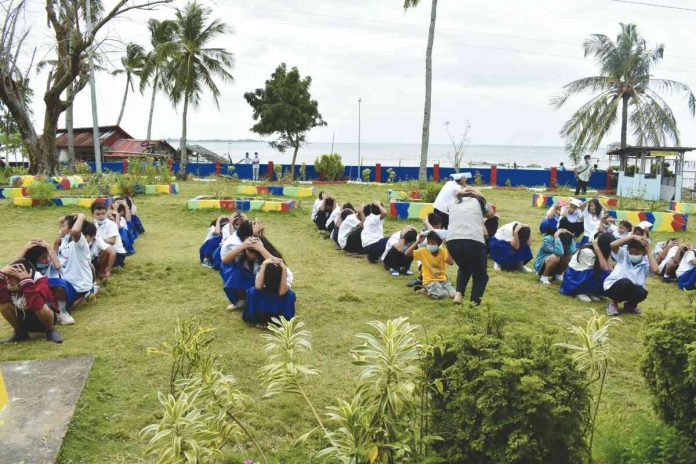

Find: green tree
553;23;695;163
140;19;177;140
163;1;233;180
404;0;438;181
113;43;146;126
244;63;326;180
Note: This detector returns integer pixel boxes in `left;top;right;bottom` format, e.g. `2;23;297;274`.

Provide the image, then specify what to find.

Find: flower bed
531;193;618;209
670;201;696;215
187;195;296;212
230;185;315;198
109;183;178;195
13;196;114;208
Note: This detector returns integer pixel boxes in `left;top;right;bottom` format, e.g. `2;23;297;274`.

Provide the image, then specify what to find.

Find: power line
611;0;696;12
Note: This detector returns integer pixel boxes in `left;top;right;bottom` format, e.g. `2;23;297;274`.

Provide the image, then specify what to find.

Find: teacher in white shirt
432;172;470;229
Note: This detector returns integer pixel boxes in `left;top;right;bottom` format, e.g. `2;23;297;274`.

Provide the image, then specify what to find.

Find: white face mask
95;219;106;226
426;244;439;253
629;254;643;265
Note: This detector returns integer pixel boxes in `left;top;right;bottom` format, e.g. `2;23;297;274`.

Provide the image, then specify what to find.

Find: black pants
559;217;584;239
383;247;413;272
434;208;450;229
605;278;648;307
447;239;489;304
344;228;365;253
575;180;588;195
365;237;389;263
315;210;330;230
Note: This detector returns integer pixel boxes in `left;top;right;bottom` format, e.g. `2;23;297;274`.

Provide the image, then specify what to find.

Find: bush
641;309;696;441
362;167;371;182
314;153;344;181
26;182;57;203
423;181;442;203
273;163;283;181
426;311;590;464
386;168;396;183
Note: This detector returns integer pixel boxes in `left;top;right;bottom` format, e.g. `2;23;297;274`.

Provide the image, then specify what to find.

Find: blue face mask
426;244;439;253
95;219;107;226
35;262;49;270
629;254;643;265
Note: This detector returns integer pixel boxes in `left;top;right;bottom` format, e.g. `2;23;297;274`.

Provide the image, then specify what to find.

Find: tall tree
0;0;171;174
244;63;326;180
404;0;438;181
113;42;146;126
553;23;695;163
163;1;233;180
140;18;176;140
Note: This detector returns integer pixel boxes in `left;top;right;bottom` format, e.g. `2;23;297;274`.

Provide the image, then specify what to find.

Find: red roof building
104;139;177;160
56;125;134;162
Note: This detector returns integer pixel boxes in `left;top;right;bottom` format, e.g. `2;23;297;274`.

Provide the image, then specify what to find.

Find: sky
19;0;696;147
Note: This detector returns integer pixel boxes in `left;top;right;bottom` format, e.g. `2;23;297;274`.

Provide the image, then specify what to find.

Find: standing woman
446;186;489;306
432;173;469;229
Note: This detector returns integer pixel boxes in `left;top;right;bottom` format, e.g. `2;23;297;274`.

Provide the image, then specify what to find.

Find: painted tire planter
187;195;296;212
388;190;423;201
389;200;434;219
230;185;315;198
109;183;178;195
531;193;618;209
670;201;696;215
606;210;687;232
8;175;85;189
13;196;114;208
0;187;28;199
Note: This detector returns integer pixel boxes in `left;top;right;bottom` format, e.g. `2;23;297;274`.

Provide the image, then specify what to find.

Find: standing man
432;172;470;229
238;152;252;164
252;152;260;181
574;155;593;195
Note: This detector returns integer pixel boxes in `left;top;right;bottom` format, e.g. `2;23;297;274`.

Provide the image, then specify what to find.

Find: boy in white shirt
91;202;126;269
361;201;388;263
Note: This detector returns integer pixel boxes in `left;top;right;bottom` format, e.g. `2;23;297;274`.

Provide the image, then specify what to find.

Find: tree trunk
418;0;438;182
146;71;159;141
116;75;130;126
66;83;75;164
177;95;189;180
290;143;299;181
620;94;629;148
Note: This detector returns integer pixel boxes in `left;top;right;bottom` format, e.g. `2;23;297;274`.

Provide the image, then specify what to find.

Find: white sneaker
576;294;592;303
57;311;75;325
589;295;602;302
539;275;552;285
225;304;236;311
493;262;501;271
520;265;534;273
234;299;246;309
554;274;564;282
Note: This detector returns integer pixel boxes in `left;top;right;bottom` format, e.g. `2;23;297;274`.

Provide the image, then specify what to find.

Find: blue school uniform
678;267;696;290
47;278;80;310
127;220;139;241
200;236;222;264
119;227;136;255
489;236;533;270
221;260;257;304
131;214;145;235
560;268;611;296
243;287;296;324
212;244;223;270
539;217;558;234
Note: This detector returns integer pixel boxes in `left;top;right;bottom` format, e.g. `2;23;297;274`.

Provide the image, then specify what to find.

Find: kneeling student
243;257;296;329
382;226;418;276
677;245;696;290
489;222;534;272
560;233;614;302
534;227;575;284
404;231;455;299
603;235;658;316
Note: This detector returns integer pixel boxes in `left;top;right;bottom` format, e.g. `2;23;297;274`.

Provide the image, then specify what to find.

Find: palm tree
113;43;146;126
163;1;233;179
140;19;176;141
554;23;695;162
404;0;438;181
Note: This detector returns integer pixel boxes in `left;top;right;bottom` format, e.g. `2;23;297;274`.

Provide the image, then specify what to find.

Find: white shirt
119;217;128;229
90;236;111;260
96;219;125;254
361;214;384;248
583;209;601;239
311;199;322;221
220;232;242;257
433;181;460;213
326;207;340;228
676;250;695;278
494;222;516;242
286;267;294;287
61;235;93;293
205;225;216;241
338;214;360;249
576;161;592;182
562;207;582;223
658;245;679;273
221;223;232;240
381;231;402;261
569;248;597;272
604;247;649;290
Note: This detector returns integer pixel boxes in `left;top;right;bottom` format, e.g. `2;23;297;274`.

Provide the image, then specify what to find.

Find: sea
178;141;613;169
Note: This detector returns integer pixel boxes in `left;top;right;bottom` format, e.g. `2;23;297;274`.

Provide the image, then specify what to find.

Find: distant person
513;162;518;169
252;152;260;181
574;155;593;195
432;173;469;229
238;152;252;164
559;162;565;171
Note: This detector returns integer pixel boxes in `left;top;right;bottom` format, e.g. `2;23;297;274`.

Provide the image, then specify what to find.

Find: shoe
390;269;400;277
406;279;422;288
225;304;236;311
661;275;674;283
335;245;342;250
453;292;463;304
234;299;246;309
624;304;643;315
404;270;414;276
57;311;75;325
201;258;212;268
576;294;592;302
589;295;602;302
493;262;501;271
255;323;268;330
520;265;534;273
45;329;63;344
469;300;481;307
606;303;620;316
0;331;29;343
554;274;564;282
539;275;552;285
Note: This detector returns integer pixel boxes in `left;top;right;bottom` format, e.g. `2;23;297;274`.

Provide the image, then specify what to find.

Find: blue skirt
539;217;558;234
212;244;223;270
489;237;533;270
560;268;610;296
47;278;79;311
243;288;296;323
678;267;696;290
127;220;139;241
131;214;145;235
200;236;222;263
221;261;256;304
119;227;136;255
577;236;590;247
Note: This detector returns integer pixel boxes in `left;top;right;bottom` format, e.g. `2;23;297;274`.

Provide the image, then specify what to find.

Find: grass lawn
0;181;692;463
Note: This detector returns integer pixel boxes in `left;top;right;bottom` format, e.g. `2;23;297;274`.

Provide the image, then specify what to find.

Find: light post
358;97;362;180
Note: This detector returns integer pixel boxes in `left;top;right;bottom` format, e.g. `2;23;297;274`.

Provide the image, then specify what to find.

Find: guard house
607;146;694;201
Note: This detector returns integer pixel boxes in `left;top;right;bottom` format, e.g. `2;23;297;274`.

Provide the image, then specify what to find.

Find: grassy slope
0;181;692;463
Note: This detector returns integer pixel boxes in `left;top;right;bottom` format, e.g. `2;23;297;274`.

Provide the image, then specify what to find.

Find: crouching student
489;222;534;272
113;200;136;255
654;239;682;281
337;208;363;254
91;202;126;269
559;198;584;241
560;233;614;302
200;216;229;267
603;235;658;316
0;261;63;343
540;203;562;234
243;257;296;329
362;201;388;263
314;194;336;232
125;196;145;235
404;231;455;299
534;227;576;284
382;226;418;276
677;245;696;290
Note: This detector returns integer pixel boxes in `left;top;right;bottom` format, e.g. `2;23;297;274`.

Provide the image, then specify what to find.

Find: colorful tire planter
109;183;178;195
670;201;696;215
8;175;85;189
0;187;28;199
388;190;423;202
389;200;434;219
230;185;315;198
531;193;618;209
13;196;115;208
187;195;297;212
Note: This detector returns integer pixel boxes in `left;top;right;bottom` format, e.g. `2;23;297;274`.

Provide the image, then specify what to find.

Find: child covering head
533;226;576;284
580;199;604;245
489;222;534;272
361;201;388;263
381;225;418;276
243;257;296;329
559;198;584;240
676;244;696;290
404;230;455;299
200;215;229;267
560;232;614;302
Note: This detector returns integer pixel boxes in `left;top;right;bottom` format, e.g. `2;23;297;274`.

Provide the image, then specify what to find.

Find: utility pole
85;0;102;173
358;97;362;180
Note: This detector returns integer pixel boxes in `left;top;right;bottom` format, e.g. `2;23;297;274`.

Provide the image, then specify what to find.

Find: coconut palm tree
404;0;438;181
553;23;695;162
112;43;146;126
140;19;177;141
163;1;233;179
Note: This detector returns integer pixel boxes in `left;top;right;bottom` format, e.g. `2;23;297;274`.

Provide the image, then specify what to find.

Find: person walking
574;155;593;195
252;152;260;181
446;186;489;306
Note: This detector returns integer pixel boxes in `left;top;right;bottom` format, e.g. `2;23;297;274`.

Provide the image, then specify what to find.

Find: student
561;233;614;302
483;204;499;242
200;216;229;267
113;200;136;255
311;191;325;221
559;198;584;240
252;152;260;181
654;239;681;281
243;257;295;328
580;199;603;245
633;221;652;240
614;220;633;239
540;203;562;234
382;226;418;276
534;227;576;284
314;195;336;232
603;235;658;315
676;245;696;290
432;172;470;229
219;219;256;279
361;201;388;263
405;231;455;299
406;213;449;288
60;214;100;314
0;260;63;343
325;201;342;236
124;196;145;235
597;214;617;237
91;202;126;268
489;222;534;272
337;208;363;254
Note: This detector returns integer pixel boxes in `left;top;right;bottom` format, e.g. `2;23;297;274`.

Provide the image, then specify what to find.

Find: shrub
387;168;396;183
641;309;696;441
72;161;92;175
505;178;512;187
27;182;57;203
422;181;442;203
474;170;483;186
314;153;344;181
362;168;371;183
273;163;282;181
426;310;590;464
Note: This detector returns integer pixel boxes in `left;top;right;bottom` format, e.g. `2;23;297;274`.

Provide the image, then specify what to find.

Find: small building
56;125;133;162
607;146;695;201
104;139;178;161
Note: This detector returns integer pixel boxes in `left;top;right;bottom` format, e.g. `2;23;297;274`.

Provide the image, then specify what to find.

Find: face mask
629;254;643;264
36;262;49;270
426;244;439;253
95;219;106;226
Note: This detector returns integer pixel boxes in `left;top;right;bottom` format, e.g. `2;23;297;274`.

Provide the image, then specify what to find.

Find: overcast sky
21;0;696;147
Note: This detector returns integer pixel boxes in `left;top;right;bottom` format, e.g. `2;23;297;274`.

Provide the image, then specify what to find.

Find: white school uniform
338;214;360;249
604;247;649;290
97;219;125;254
311;199;322;221
205;225;217;241
658;245;680;274
326;206;340;229
432;181;460;213
568;248;597;272
220;231;242;257
676;250;696;278
381;231;402;261
494;222;516;242
562;207;582;224
361;214;384;248
61;234;94;293
583;209;601;239
90;236;112;261
221;223;232;240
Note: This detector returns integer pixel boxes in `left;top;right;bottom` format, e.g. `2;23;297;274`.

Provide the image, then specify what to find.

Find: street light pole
85;0;102;173
358;98;362;180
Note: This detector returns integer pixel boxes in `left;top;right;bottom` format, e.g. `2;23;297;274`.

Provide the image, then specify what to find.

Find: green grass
0;181;693;463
